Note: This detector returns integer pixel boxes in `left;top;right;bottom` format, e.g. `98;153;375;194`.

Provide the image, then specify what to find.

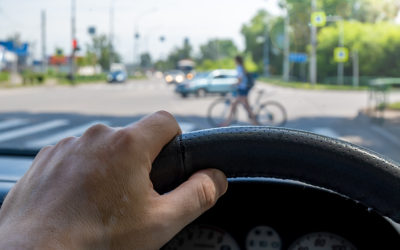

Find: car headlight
165;75;173;82
176;75;184;83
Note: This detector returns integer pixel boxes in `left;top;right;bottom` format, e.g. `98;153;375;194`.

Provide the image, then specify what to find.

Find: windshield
0;0;399;163
194;72;210;79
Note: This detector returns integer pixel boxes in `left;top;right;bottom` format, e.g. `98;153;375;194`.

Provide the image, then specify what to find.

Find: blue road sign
289;53;308;63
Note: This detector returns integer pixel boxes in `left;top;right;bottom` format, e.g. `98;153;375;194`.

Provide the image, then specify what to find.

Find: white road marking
26;120;110;148
371;125;400;147
311;127;340;138
0;119;29;130
179;122;196;133
0;119;69;143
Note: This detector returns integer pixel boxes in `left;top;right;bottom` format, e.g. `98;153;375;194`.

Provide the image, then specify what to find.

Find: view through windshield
0;0;399;162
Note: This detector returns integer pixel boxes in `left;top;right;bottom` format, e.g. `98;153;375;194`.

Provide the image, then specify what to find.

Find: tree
241;10;283;74
86;34;121;71
140;53;152;69
154;38;193;71
317;21;400;82
199;39;238;62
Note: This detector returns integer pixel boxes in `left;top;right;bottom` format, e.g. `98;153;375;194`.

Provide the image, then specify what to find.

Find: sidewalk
359;109;400;148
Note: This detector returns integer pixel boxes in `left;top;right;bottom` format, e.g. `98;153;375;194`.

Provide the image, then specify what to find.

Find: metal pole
310;0;317;85
352;50;359;87
41;10;47;74
109;0;114;71
70;0;76;83
337;20;344;85
283;1;290;82
263;24;270;77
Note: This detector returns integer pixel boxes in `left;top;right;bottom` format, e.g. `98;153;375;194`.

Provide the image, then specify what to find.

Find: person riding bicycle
220;55;258;126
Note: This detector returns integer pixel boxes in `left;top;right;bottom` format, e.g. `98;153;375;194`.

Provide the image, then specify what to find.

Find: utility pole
70;0;76;83
133;29;139;69
310;0;317;85
352;50;359;87
41;10;47;74
337;20;344;85
263;23;270;77
109;0;114;71
282;0;290;82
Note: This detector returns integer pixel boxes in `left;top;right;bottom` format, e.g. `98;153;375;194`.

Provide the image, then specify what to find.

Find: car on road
107;70;128;83
175;69;237;98
164;70;185;84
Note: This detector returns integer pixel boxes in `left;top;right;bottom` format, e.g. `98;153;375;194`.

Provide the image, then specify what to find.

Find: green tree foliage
317;21;400;80
241;10;283;74
86;34;121;71
154;38;193;71
199;39;238;61
280;0;400;52
140;53;152;69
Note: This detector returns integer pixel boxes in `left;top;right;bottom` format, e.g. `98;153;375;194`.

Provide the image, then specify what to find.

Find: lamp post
133;8;159;66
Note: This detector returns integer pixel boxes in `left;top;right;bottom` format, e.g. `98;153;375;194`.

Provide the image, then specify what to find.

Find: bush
0;72;9;82
22;71;46;85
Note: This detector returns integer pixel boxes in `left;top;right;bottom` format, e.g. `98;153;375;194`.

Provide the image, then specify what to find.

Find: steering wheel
151;127;400;223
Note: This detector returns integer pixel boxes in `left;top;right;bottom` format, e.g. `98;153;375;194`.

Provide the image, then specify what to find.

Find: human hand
0;111;228;250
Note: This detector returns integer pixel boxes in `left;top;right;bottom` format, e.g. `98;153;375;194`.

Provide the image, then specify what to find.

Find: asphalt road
0;78;399;162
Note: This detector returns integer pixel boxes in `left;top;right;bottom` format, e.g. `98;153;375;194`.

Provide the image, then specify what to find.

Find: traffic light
72;39;80;52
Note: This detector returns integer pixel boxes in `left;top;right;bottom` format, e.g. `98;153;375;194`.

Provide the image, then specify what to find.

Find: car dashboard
162;179;400;250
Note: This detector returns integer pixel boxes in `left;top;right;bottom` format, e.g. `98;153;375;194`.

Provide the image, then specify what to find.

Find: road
0;78;399;162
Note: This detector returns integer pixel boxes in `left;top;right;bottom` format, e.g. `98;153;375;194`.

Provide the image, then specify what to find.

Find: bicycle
207;88;287;127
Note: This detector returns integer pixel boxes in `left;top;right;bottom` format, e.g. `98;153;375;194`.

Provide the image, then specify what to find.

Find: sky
0;0;282;63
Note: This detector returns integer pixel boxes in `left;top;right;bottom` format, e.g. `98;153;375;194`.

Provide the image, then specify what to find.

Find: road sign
311;12;326;27
88;26;96;35
334;47;349;63
289;53;308;63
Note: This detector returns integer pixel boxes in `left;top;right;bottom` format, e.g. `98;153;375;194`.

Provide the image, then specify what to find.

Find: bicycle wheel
257;101;287;127
207;98;236;127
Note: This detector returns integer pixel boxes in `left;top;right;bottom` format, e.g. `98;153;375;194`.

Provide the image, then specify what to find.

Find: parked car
107;70;127;83
175;69;237;98
164;70;185;84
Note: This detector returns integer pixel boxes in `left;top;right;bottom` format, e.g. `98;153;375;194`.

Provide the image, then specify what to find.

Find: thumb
157;169;228;233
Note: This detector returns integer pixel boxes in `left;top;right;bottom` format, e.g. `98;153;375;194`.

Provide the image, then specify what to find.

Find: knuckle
113;128;137;147
38;145;53;155
56;136;77;146
155;110;174;120
84;123;110;137
196;177;218;210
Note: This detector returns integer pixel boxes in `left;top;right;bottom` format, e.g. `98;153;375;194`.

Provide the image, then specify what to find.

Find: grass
388;102;400;111
259;77;369;91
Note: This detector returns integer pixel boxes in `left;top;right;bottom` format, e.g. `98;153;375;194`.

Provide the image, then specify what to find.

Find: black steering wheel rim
151;127;400;223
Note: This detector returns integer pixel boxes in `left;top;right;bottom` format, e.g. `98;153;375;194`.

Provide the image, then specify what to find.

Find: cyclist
220;55;258;126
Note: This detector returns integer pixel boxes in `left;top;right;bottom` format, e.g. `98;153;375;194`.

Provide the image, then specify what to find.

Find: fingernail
212;169;228;198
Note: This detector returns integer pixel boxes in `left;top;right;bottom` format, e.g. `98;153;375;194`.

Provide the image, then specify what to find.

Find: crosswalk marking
179;122;196;133
0;119;29;130
25;121;110;148
311;127;339;138
0;119;69;143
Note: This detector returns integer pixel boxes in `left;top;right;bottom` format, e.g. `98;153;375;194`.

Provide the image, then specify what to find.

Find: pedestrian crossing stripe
0;120;69;143
25;121;110;148
311;127;339;139
0;118;197;148
0;119;29;131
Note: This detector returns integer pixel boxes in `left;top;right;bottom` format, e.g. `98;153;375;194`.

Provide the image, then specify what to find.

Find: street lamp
133;7;159;66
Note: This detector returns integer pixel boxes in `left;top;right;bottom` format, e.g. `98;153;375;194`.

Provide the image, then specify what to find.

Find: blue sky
0;0;282;62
